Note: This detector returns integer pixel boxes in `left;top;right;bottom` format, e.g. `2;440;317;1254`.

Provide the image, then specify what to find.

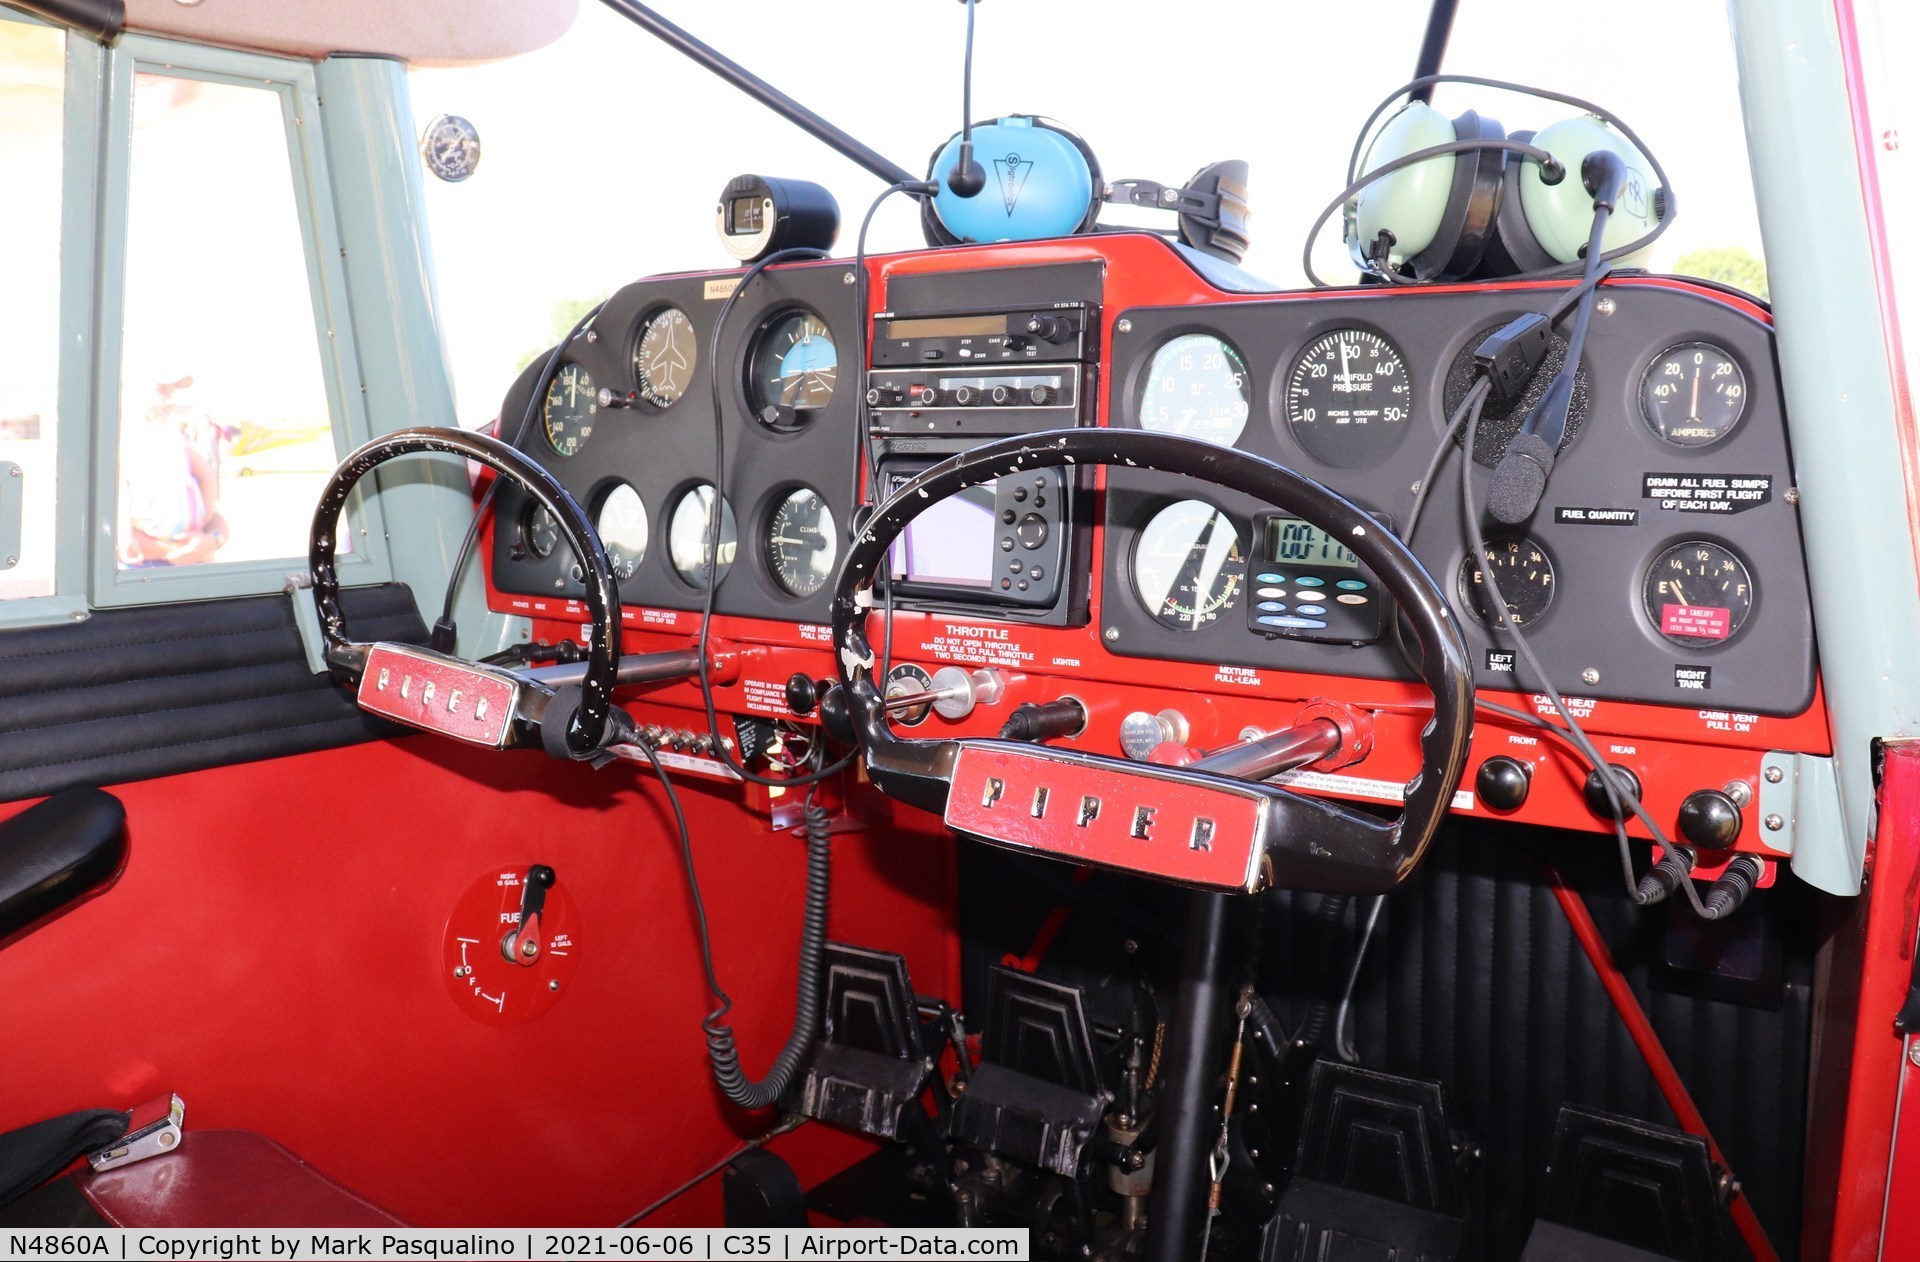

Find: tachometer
766;486;837;598
594;482;648;582
1132;499;1244;631
749;310;836;431
1284;330;1411;467
1458;536;1556;629
1641;342;1746;447
1139;333;1251;447
667;484;737;589
542;363;597;457
635;307;696;409
1644;540;1754;646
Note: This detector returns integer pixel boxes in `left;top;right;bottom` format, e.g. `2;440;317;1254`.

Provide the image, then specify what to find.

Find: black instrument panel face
490;262;859;624
1103;284;1815;716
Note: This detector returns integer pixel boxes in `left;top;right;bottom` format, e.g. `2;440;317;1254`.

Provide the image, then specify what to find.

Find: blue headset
921;115;1250;263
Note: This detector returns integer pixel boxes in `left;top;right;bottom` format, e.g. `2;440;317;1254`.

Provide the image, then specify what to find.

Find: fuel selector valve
500;863;554;966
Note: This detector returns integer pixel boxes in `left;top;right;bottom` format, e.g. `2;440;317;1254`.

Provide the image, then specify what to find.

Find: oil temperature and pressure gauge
1285;329;1411;467
1132;499;1244;631
542;363;597;457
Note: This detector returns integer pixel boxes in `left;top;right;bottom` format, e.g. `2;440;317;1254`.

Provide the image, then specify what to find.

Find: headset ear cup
1477;128;1558;277
1408;110;1506;281
1030;115;1104;233
921;125;968;247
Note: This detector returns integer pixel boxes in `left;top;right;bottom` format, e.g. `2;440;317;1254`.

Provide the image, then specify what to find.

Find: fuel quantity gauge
1458;537;1556;629
1644;540;1754;646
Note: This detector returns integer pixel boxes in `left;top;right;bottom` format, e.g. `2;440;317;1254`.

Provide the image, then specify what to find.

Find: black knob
990;384;1019;406
1583;764;1643;822
1000;697;1088;742
785;672;828;717
909;384;939;406
865;383;904;407
952;385;981;407
1027;384;1058;406
1025;314;1067;342
817;684;855;745
1475;756;1532;812
1677;789;1743;850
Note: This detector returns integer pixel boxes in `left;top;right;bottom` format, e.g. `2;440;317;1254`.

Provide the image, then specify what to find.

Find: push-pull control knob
1677;789;1743;850
1119;709;1190;761
785;673;832;717
1583;764;1644;822
1475;756;1532;812
501;864;554;967
929;666;1004;720
1025;314;1069;342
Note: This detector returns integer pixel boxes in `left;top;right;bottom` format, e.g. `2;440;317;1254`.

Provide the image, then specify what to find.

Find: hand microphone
1485;148;1624;525
945;0;986;198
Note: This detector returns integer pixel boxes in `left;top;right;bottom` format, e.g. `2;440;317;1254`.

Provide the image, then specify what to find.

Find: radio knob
952;385;981;407
990;384;1020;406
1027;384;1058;406
908;384;939;406
1025;314;1069;343
866;383;904;407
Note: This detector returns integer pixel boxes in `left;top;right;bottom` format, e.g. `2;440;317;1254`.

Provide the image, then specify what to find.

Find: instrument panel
483;233;1824;857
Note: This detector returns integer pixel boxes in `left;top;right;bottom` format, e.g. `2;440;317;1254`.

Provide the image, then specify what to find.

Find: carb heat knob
1583;764;1644;822
1475;756;1532;812
1677;789;1743;850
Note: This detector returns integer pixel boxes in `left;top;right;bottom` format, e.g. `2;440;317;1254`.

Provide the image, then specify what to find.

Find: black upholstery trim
0;585;427;803
0;788;127;945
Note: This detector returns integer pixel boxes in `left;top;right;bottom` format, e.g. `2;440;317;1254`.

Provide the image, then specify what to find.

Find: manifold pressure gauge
717;174;841;262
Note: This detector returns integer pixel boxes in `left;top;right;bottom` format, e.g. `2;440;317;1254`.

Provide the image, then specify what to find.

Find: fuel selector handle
501;864;555;967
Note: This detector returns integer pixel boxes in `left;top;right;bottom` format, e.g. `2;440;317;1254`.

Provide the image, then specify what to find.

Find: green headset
1305;75;1675;286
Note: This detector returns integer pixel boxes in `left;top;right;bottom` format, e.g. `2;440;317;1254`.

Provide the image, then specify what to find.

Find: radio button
1295;576;1326;588
1258;615;1328;630
1256;572;1286;584
1336;594;1368;605
1336;579;1368;591
1297;604;1327;615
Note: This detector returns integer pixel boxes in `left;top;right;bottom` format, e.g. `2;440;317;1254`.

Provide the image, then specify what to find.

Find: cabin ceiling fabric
119;0;578;64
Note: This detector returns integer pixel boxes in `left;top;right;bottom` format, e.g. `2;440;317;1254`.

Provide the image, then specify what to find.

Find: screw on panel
842;272;855;285
7;467;18;477
1596;297;1616;316
1105;627;1120;642
4;557;14;568
1909;1041;1920;1067
549;980;560;992
1785;488;1801;506
584;330;598;343
1765;765;1785;783
1116;319;1133;334
1765;813;1785;832
1581;667;1601;686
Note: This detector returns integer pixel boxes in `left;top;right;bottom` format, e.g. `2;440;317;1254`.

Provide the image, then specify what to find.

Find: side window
114;72;339;569
0;20;63;599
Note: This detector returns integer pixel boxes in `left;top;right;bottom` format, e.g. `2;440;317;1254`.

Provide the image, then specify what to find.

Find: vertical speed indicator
1284;330;1412;467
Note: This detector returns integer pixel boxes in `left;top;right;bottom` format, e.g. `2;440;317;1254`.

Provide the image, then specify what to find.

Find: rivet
1764;766;1785;784
1765;813;1785;832
1116;319;1133;334
1581;667;1601;686
549;979;560;992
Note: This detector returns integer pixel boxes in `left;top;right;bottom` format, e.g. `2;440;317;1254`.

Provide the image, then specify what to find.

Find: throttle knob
1583;764;1643;822
1677;789;1743;850
1475;756;1532;812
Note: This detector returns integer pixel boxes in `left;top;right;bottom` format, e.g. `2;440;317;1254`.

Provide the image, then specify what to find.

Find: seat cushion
75;1130;406;1228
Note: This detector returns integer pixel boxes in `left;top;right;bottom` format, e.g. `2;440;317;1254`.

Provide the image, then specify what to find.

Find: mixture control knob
1677;789;1743;850
1475;756;1532;812
1026;384;1059;406
1025;314;1069;342
1583;764;1644;822
951;385;982;407
866;383;904;407
1119;709;1191;761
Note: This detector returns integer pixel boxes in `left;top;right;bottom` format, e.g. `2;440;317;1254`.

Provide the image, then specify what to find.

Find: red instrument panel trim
945;743;1269;891
357;644;519;748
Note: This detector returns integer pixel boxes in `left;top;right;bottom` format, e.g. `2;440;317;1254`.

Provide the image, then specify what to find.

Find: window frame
87;36;391;607
0;10;392;625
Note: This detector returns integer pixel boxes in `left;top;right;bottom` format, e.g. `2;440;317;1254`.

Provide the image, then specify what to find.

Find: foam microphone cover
1487;431;1557;525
